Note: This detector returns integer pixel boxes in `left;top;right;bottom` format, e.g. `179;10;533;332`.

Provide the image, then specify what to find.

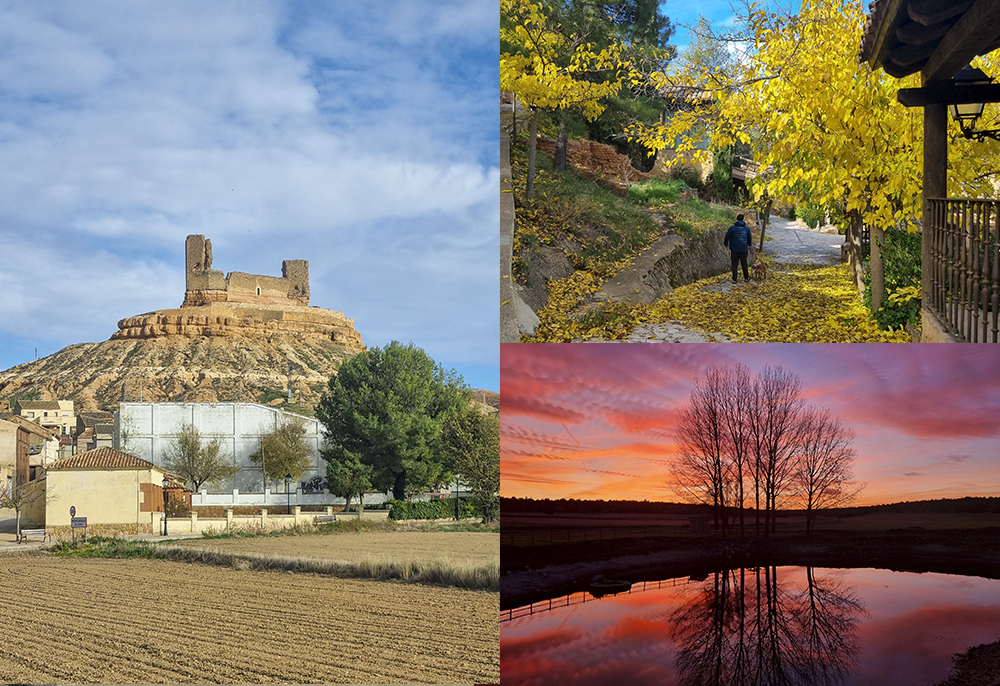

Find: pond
501;566;1000;685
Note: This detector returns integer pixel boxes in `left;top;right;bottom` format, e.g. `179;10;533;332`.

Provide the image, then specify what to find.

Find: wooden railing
926;198;1000;342
501;576;701;623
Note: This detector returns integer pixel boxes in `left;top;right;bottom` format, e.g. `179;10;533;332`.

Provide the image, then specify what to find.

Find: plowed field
168;530;498;565
0;554;498;684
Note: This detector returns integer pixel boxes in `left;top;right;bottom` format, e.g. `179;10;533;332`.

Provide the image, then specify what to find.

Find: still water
501;567;1000;686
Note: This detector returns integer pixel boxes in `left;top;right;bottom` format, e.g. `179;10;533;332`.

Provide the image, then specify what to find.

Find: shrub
166;499;191;517
865;227;922;330
628;178;685;206
388;499;478;521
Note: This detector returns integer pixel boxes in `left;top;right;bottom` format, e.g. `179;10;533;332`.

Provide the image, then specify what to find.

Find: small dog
752;260;767;281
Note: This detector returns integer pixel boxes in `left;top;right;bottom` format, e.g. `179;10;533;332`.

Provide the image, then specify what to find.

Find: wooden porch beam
922;0;1000;83
898;82;1000;107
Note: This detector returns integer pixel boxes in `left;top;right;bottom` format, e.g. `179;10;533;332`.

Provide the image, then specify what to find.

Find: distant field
502;510;1000;545
813;512;1000;531
169;530;499;566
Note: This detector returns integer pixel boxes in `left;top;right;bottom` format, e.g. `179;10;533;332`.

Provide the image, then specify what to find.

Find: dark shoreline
501;527;1000;610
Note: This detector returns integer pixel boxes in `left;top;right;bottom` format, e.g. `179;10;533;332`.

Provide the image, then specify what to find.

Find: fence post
293;506;301;527
191;511;198;533
225;508;233;531
260;508;268;529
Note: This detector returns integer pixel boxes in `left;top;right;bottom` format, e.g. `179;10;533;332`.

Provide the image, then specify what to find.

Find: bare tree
164;422;238;491
673;364;862;537
674;369;730;531
793;407;865;534
0;476;46;538
752;365;804;536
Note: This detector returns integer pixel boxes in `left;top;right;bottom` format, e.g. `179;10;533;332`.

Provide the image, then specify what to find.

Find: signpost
70;514;88;541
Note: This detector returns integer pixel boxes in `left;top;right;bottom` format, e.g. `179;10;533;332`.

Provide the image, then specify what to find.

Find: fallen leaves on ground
524;261;912;343
649;262;912;342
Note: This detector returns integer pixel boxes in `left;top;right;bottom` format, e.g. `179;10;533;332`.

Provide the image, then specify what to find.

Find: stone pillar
191;512;198;534
225;509;233;531
294;506;302;526
261;509;268;529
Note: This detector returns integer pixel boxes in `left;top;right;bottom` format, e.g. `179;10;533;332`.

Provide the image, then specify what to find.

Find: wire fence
501;576;702;623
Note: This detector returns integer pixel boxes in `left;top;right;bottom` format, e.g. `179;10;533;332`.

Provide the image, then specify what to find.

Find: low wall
189;488;392;508
646;227;732;293
152;507;390;535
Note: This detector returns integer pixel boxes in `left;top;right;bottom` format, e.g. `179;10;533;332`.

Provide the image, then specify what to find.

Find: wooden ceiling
860;0;1000;83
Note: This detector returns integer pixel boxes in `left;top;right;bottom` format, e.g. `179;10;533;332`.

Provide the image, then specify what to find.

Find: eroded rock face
111;301;364;350
0;334;359;412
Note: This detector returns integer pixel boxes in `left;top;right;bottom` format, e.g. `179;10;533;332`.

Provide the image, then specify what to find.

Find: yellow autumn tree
630;0;1000;312
501;0;628;198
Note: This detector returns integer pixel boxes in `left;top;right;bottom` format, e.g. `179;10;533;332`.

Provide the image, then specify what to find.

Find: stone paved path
764;215;843;265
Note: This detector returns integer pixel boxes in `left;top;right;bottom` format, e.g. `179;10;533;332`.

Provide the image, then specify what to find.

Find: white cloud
0;0;500;389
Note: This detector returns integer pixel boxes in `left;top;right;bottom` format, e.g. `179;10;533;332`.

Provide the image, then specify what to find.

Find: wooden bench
18;529;50;544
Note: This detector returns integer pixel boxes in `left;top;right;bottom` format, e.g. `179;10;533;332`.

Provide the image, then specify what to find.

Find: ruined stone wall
183;235;310;307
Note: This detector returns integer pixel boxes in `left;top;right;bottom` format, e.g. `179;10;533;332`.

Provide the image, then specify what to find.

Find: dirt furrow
0;554;498;683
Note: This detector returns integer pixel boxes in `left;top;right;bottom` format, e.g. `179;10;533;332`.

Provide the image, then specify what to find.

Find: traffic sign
70;506;76;517
70;517;87;528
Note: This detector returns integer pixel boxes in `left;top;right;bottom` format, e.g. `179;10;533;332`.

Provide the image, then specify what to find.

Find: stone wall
183;235;310;307
534;135;654;185
645;228;732;293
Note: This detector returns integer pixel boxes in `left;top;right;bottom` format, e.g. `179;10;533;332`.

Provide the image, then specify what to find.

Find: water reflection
670;567;864;686
501;567;1000;686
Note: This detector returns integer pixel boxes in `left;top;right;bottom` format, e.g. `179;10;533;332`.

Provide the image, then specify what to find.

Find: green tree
248;420;314;488
317;341;470;501
442;408;500;524
326;453;374;513
163;423;237;491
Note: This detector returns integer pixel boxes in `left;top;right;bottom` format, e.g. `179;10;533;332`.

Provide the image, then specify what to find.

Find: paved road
764;215;843;265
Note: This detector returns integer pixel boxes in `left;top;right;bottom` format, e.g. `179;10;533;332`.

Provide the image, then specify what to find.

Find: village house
73;411;115;454
14;400;74;437
21;447;189;536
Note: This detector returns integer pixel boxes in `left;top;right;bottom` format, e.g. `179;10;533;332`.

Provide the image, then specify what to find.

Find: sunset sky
501;344;1000;507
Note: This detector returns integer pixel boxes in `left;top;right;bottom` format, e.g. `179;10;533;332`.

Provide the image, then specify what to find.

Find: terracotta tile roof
7;415;58;439
15;400;60;410
78;412;114;428
48;447;160;471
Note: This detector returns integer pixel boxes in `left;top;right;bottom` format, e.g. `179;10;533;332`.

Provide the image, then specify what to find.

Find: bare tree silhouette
672;364;863;536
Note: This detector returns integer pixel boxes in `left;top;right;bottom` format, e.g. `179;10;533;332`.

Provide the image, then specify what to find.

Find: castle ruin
183;234;310;307
110;235;363;351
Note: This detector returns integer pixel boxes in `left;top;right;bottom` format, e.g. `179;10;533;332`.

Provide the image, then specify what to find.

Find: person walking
724;214;754;283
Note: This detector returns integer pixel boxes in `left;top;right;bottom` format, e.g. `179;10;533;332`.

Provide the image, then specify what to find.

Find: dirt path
0;553;498;684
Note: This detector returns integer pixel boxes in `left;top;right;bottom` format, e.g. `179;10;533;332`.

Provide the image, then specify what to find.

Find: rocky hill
0;234;497;416
0;333;357;413
0;334;498;416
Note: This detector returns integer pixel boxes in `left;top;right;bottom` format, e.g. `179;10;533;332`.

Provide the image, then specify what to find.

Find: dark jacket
724;220;753;253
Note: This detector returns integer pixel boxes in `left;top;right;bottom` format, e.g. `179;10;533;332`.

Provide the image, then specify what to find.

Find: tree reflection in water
670;567;866;686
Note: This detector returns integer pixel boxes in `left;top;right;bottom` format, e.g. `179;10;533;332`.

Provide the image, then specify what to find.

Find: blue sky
664;0;801;53
0;1;499;392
